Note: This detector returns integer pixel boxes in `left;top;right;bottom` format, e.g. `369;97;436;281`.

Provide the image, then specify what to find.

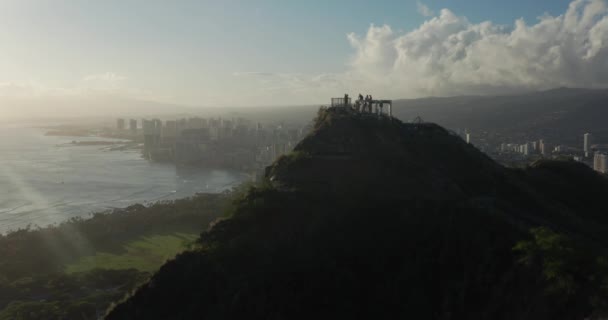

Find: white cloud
232;72;276;77
417;1;434;17
0;72;132;99
345;0;608;98
82;72;127;91
82;72;126;82
0;72;171;115
0;81;43;97
236;0;608;102
232;72;356;105
0;81;78;98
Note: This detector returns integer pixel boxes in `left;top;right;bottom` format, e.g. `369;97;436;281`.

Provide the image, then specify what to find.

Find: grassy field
65;232;198;273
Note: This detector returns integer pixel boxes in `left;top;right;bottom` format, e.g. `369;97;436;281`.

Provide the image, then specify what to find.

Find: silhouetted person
362;96;367;113
362;95;367;113
356;94;363;112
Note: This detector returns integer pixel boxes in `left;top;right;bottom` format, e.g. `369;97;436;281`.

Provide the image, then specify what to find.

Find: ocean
0;124;247;234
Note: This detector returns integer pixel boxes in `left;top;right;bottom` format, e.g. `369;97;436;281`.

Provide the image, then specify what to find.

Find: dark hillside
107;108;608;320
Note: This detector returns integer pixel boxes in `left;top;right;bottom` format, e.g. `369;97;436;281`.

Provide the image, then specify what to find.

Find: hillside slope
107;108;608;320
392;88;608;144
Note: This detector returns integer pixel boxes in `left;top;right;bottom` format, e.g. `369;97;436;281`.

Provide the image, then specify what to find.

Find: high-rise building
584;133;593;157
129;119;137;133
594;152;608;173
465;133;471;144
222;119;234;129
187;117;206;129
177;118;188;137
143;119;162;157
522;143;530;156
162;120;178;143
116;118;125;130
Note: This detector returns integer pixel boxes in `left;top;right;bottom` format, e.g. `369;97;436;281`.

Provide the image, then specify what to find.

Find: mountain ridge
391;87;608;144
106;107;608;319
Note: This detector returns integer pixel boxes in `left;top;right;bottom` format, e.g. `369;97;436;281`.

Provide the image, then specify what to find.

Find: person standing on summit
365;95;372;113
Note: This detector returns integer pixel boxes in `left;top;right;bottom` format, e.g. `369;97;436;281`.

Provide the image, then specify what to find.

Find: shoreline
0;178;246;236
0;127;249;235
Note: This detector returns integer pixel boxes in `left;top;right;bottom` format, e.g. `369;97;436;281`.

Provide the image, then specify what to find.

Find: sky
2;0;608;117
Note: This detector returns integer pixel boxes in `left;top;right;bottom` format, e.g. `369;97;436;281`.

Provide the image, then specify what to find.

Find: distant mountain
391;88;608;144
211;87;608;143
6;87;606;139
0;95;195;121
106;108;608;320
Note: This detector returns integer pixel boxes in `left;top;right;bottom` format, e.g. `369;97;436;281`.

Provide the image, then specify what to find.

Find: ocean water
0;125;247;234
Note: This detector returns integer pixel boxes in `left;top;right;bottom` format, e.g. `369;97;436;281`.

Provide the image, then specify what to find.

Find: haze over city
2;0;608;119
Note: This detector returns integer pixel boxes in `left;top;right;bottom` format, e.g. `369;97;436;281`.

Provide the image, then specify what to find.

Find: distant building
162;120;178;144
222;119;234;129
540;140;553;156
174;128;211;163
142;119;162;157
594;151;608;174
116;118;125;130
209;118;220;128
177;118;188;137
187;117;206;129
522;143;530;156
466;132;471;144
584;133;593;157
129;119;137;133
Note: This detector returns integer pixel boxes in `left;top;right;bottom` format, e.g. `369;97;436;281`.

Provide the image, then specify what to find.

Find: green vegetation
0;269;149;320
66;233;198;273
0;193;229;278
0;193;231;319
514;227;608;317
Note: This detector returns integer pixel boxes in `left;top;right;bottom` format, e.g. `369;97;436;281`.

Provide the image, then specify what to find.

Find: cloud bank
0;73;166;119
0;72;129;98
348;0;608;98
237;0;608;103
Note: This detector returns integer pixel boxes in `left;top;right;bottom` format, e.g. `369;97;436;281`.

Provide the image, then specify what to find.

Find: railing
331;97;352;107
329;97;393;117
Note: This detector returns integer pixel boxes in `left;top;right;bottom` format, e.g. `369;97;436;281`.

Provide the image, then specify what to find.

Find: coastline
0;126;248;235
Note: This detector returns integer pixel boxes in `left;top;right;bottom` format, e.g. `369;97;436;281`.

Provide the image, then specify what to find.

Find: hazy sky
3;0;608;116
